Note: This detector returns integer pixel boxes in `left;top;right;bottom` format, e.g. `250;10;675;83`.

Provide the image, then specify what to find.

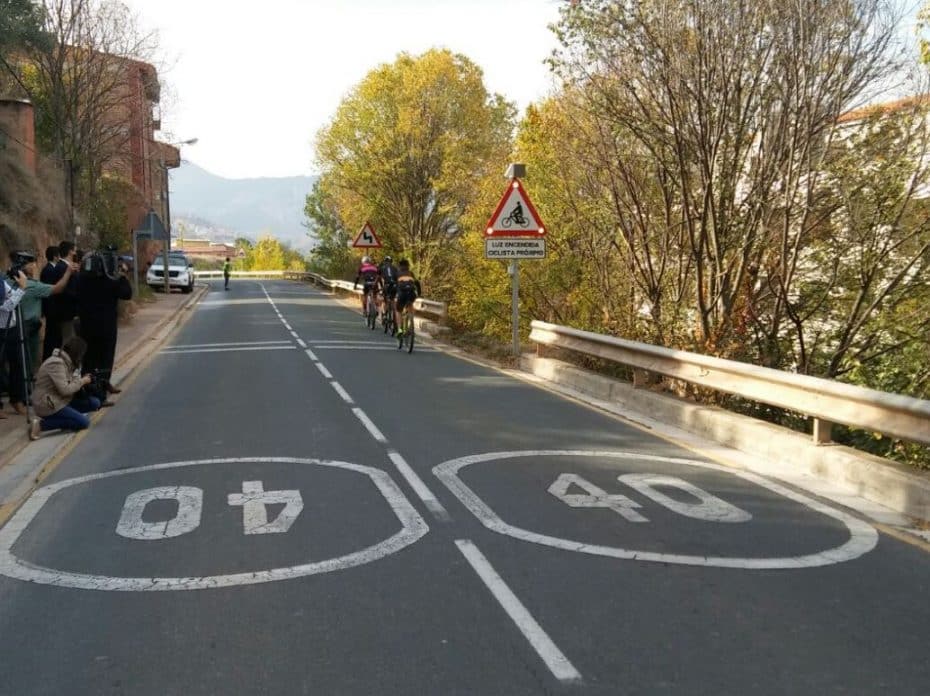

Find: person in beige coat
29;336;101;440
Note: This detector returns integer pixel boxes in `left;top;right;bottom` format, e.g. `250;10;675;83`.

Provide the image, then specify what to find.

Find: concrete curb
0;285;207;508
521;355;930;523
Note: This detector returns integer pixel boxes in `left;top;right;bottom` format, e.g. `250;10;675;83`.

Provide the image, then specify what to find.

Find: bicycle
397;303;415;353
364;289;379;330
382;294;396;335
501;209;529;228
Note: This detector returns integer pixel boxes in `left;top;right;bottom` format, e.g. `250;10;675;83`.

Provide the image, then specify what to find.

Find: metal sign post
485;164;546;358
510;260;519;357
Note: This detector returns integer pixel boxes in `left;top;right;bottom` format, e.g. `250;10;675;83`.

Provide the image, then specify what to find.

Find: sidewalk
0;287;205;471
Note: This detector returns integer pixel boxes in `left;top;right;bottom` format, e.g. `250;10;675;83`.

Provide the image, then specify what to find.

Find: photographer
3;251;75;415
77;249;132;396
42;241;79;359
29;335;101;440
0;269;28;419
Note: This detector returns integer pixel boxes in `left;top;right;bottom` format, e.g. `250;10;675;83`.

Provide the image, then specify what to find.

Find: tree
548;0;904;358
312;48;515;290
0;0;46;53
304;178;354;278
86;173;143;248
241;234;306;272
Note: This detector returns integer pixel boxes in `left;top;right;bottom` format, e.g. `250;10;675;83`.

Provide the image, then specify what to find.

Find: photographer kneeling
29;335;101;440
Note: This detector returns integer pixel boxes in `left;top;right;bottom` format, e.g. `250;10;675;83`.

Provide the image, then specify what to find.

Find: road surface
1;280;928;695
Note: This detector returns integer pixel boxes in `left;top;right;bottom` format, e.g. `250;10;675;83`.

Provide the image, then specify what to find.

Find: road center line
296;339;307;348
454;539;582;685
387;450;450;522
352;408;388;443
262;282;450;522
330;381;354;404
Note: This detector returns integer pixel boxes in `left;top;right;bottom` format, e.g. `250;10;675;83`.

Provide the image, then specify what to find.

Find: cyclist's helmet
384;255;392;263
362;255;371;264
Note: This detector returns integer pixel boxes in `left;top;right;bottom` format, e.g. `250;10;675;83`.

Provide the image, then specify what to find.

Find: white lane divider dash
388;450;450;522
296;339;307;349
455;539;582;685
352;408;387;443
330;381;355;405
305;348;319;361
315;362;333;379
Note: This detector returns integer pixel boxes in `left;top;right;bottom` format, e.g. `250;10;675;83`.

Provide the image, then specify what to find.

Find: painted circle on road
433;450;878;569
0;457;428;591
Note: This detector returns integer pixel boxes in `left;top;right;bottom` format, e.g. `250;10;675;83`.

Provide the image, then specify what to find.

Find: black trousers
79;318;118;384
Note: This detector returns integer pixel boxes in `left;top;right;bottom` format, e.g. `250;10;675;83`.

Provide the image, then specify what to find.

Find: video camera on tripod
2;251;36;420
6;250;35;281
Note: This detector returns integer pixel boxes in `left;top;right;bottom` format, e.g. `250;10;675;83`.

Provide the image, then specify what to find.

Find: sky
124;0;565;180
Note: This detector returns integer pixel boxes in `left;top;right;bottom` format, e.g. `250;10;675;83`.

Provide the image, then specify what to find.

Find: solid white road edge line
455;539;582;684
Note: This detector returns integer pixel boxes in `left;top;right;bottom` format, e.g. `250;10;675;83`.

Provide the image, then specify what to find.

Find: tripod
0;303;35;424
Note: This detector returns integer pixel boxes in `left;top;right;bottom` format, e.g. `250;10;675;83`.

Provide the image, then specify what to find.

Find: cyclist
379;255;398;317
354;255;381;316
394;259;422;337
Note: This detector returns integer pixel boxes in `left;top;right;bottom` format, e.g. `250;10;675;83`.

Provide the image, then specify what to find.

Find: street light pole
158;138;196;295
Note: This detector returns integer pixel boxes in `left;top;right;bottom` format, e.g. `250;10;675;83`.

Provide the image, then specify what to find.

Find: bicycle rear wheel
406;313;415;353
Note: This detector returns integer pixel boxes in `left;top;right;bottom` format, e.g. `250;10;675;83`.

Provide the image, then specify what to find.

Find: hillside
169;161;317;251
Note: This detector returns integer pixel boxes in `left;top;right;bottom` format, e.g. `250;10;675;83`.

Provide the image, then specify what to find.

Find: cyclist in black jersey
394;259;421;337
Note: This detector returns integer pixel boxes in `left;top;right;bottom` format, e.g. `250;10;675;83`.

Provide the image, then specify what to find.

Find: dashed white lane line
296;339;307;348
330;381;354;404
263;281;450;523
387;450;450;522
352;408;388;443
455;539;582;684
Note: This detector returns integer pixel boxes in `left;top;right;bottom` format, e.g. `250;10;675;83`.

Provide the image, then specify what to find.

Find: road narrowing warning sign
485;237;546;259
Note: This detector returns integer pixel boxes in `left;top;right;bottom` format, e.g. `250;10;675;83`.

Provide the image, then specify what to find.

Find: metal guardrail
529;320;930;446
303;272;448;321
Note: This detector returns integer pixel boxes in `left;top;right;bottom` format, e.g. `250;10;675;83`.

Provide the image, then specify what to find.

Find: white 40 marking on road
228;481;304;535
549;473;752;524
116;487;203;540
116;481;304;538
0;458;428;591
434;450;879;569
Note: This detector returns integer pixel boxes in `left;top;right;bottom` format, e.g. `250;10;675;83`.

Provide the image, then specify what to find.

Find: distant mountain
169;161;317;251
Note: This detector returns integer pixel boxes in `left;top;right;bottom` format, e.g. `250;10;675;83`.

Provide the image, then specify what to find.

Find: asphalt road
1;279;928;695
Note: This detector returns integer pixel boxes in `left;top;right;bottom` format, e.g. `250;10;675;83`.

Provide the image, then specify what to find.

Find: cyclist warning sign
352;221;382;248
485;178;546;237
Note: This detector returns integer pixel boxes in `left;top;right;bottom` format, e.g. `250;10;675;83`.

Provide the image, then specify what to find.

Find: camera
6;250;35;281
82;246;121;279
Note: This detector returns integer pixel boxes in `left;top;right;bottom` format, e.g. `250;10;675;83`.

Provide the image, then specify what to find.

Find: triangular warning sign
485;178;546;237
352;221;382;248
